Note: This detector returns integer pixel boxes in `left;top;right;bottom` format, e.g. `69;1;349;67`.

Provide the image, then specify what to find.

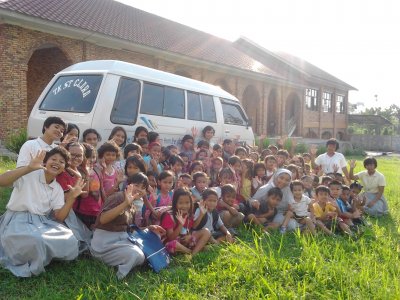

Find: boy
276;149;289;168
264;155;277;183
246;187;282;231
218;184;244;229
301;175;315;199
280;180;316;234
193;189;234;244
330;181;361;227
169;154;184;185
312;185;353;236
17;116;66;167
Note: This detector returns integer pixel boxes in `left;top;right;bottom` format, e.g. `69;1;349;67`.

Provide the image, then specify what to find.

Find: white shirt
194;208;224;233
355;170;386;193
17;137;57;167
315;152;347;174
289;195;311;217
7;169;65;215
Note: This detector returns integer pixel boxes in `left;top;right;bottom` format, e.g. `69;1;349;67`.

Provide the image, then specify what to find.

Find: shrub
283;138;292;151
317;145;326;156
262;138;270;149
295;143;308;154
5;129;27;154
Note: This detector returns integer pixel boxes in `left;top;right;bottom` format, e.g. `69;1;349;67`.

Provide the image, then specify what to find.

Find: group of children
0;116;387;279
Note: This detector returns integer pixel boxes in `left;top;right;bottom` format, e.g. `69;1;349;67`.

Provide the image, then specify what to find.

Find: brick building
0;0;355;140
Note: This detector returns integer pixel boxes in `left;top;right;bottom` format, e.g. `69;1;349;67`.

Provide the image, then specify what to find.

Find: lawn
0;156;399;299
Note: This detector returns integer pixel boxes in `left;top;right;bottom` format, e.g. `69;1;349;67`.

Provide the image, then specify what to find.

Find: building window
336;95;345;114
322;92;332;113
305;88;318;111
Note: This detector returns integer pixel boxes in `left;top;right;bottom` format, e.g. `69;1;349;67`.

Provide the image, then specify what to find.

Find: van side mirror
246;119;252;129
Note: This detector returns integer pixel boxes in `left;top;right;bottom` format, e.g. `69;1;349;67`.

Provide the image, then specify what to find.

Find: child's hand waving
176;210;187;225
28;150;47;171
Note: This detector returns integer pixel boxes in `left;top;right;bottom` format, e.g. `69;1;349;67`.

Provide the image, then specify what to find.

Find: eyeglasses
70;154;83;159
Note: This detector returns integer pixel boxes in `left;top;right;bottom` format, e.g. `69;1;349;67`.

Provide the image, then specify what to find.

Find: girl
143;142;163;175
108;126;127;149
286;164;300;180
133;126;148;142
211;144;223;159
121;155;147;190
137;138;149;156
202;125;215;145
60;123;80;146
180;135;195;162
249;152;260;164
209;157;223;187
241;159;254;200
124;143;142;159
82;128;102;148
91;173;165;279
160;188;211;255
97;141;125;196
148;131;161;144
145;171;174;224
252;163;266;195
73;144;105;230
0;149;83;277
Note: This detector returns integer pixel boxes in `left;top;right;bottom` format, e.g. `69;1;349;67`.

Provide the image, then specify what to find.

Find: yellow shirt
313;201;337;219
241;178;252;200
355;170;386;193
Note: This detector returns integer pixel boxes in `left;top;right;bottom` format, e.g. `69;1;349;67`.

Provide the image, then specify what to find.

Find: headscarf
250;168;293;213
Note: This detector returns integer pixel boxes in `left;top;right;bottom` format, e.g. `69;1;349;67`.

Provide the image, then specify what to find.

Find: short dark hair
169;154;184;166
342;185;350;191
124;143;142;159
328;180;342;188
326;138;339;151
148;131;160;144
44;146;70;169
136;137;149;147
81;142;94;159
202;125;215;137
63;123;80;140
179;173;192;181
290;180;304;191
228;155;241;166
202;188;218;200
42;116;66;134
213;144;222;151
267;187;283;199
350;181;363;190
223;139;233;145
134;126;148;140
126;172;149;190
197;140;210;149
221;184;236;196
315;185;330;195
276;149;289;158
82;128;102;142
363;157;377;168
192;171;208;183
125;155;147;175
235;147;247;155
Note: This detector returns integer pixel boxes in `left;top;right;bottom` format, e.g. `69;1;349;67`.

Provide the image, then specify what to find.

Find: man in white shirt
17;116;66;167
311;138;349;180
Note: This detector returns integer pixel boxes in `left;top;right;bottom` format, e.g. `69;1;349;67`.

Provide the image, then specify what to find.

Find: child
97;141;125;196
264;155;277;183
211;144;223;159
178;173;193;189
249;151;260;164
189;160;205;174
286;164;299;180
301;175;315;199
245;187;282;231
252;163;266;195
73;144;106;230
180;135;195;162
108;126;127;149
122;155;147;189
321;175;332;187
349;181;367;212
218;184;245;229
302;153;311;164
60;123;80;146
160;188;211;255
145;171;174;224
82;128;102;148
191;172;209;202
133;126;148;142
280;181;316;234
240;159;253;200
223;139;234;162
228;156;242;198
137;138;149;156
160;147;171;170
166;144;179;156
124;143;142;158
276;149;289;168
143;142;163;175
17;116;66;167
148;131;161;144
312;185;353;236
193;189;234;244
91;173;165;279
336;184;362;227
202;125;215;145
209;157;223;187
146;171;158;192
234;147;247;160
169;154;184;185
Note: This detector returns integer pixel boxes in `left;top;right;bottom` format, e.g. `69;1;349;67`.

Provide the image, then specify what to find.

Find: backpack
192;202;220;231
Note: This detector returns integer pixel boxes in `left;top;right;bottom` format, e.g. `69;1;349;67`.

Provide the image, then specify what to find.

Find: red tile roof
0;0;282;78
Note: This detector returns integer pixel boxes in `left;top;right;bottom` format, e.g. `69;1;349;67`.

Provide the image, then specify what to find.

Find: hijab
251;168;293;213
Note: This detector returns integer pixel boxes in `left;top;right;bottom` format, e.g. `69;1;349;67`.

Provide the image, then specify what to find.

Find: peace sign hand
349;160;357;169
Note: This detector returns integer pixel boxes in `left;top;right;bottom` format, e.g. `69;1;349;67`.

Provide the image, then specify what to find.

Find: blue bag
127;224;170;273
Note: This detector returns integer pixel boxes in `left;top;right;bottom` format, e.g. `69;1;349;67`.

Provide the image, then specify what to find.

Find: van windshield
39;75;103;113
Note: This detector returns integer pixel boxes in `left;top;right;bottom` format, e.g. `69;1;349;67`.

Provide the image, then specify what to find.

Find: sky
117;0;400;110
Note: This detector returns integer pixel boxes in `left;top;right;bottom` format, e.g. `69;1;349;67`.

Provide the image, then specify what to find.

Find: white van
28;60;254;146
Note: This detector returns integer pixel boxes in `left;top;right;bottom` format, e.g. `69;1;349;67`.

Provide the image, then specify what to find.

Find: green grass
0;157;399;299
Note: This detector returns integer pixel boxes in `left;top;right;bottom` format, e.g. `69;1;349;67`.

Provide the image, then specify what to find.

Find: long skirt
90;229;145;279
63;210;92;252
364;192;389;217
0;210;79;277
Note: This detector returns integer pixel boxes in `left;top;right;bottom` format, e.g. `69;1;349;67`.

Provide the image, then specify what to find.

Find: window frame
140;82;185;119
220;98;248;126
305;88;319;111
110;77;141;125
336;94;345;114
187;91;217;123
322;91;333;113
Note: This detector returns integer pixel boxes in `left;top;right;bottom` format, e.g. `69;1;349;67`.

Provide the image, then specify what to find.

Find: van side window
111;78;140;125
39;75;102;113
163;86;185;118
187;92;216;123
140;83;185;119
221;99;247;126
